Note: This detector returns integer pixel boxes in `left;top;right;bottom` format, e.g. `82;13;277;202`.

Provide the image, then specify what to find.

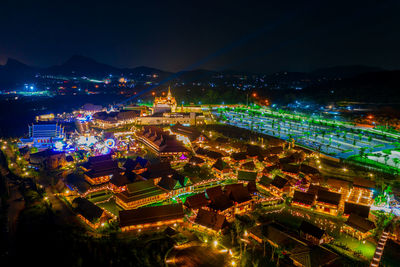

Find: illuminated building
153;86;177;114
115;179;169;210
341;213;376;240
299;220;330;245
193;208;228;234
82;154;122;185
184;192;210;211
134;112;204;126
72;197;108;229
20;123;64;148
291;190;316;209
343;202;370;218
224;183;254;215
189;156;205;166
119;204;184;232
80;103;103;114
248;223;339;266
260;175;290;197
137;126;189;159
92;110;140;129
123;157;150;174
116;167;192;209
237;170;258;183
206;186;234;218
29;149;66;170
230;152;248;163
211;159;232;178
347;177;375;206
195;147;224;162
315;189;342;216
169;123;206;144
35;113;55;121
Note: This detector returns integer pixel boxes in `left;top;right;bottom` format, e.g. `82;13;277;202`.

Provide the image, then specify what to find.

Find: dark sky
1;0;399;73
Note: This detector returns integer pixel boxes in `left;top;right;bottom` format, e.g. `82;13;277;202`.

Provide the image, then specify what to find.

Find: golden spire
167;86;172;99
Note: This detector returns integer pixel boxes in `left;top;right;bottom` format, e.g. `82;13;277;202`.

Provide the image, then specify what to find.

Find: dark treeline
11;206;173;267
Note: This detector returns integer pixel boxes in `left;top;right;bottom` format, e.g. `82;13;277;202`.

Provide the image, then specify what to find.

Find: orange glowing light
367;115;374;119
151;92;156;96
252;93;257;97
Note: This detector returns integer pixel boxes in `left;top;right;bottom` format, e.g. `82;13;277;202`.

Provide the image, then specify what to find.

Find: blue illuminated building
20;123;65;148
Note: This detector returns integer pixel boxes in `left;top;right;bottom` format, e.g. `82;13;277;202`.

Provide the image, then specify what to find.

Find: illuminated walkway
370;230;389;267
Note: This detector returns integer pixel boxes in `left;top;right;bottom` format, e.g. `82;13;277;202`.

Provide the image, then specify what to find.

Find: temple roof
345;213;375;233
119;204;184;227
344;202;370;218
237;170;257;182
72;197;104;223
271;175;289;189
316;189;341;206
292;191;316;206
194;208;228;231
299;220;325;239
184;193;209;209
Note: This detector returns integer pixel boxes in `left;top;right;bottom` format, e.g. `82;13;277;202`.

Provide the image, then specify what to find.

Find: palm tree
275;247;285;266
384;154;390;165
393;158;400;169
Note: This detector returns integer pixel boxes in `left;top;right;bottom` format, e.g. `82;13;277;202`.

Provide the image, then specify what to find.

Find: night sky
1;0;399;73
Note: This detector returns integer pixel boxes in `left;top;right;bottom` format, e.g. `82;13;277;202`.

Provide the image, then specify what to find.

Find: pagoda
153;86;177;114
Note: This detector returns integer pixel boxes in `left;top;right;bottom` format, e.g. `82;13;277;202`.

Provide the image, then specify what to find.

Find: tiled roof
119;204;184;227
231;152;248;161
292;191;316;206
72;197;104;223
225;184;251;203
353;177;375;189
299;220;325;239
345;213;375;233
241;161;256;171
209;194;233;211
271;175;289;189
194;208;227;231
206;186;223;201
316;189;341;206
184;193;209;209
344;202;370;218
237;170;257;182
212;158;230;171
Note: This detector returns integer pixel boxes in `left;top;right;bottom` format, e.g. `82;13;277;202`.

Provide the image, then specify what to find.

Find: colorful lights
105;139;115;149
54;141;64;150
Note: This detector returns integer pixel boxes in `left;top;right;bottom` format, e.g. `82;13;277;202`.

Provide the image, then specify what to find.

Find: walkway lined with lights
370;230;389;267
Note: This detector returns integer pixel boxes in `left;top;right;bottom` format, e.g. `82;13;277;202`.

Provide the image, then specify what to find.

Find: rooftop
194;208;228;231
316;189;342;206
237;170;257;182
119;204;184;227
72;197;104;223
345;213;376;233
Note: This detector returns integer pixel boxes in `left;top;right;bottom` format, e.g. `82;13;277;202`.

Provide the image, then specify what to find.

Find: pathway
370;230;389;267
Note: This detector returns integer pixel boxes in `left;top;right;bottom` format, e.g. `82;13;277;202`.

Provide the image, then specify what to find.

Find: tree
393;158;400;169
384;154;390;165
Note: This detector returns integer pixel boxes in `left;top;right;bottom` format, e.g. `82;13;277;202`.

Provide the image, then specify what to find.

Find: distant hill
311;65;385;79
45;55;119;76
301;70;400;103
0;58;38;88
0;55;397;102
